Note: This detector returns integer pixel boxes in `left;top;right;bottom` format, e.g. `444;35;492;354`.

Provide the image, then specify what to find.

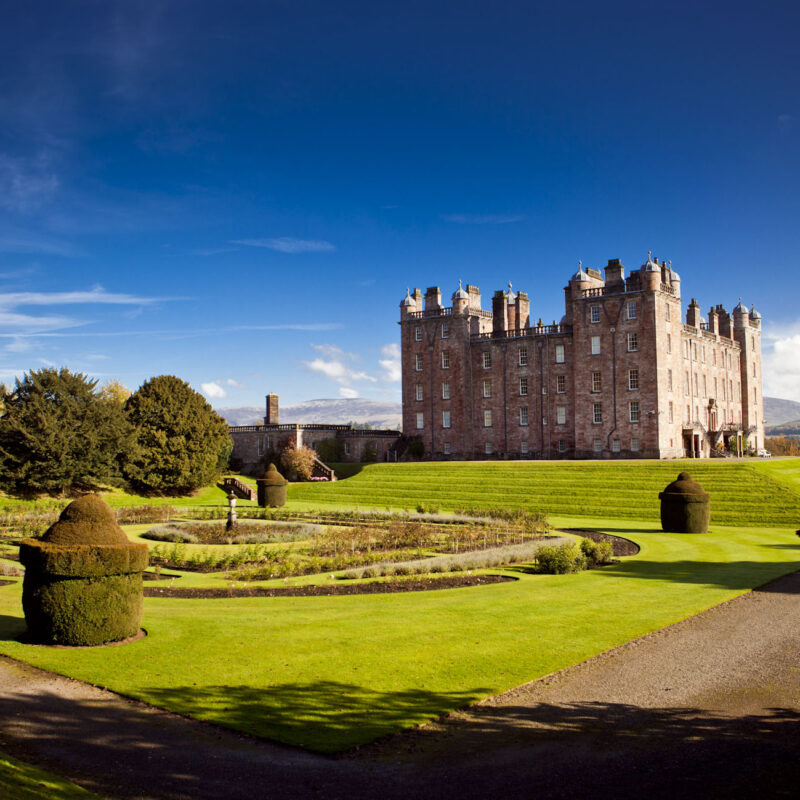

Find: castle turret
452;280;469;315
641;252;661;291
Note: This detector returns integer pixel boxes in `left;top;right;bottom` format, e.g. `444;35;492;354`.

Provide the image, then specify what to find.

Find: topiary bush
19;495;148;646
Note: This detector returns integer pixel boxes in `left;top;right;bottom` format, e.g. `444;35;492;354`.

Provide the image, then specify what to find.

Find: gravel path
2;572;800;799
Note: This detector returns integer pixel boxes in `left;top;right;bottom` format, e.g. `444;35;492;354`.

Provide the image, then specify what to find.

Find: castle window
558;439;567;453
627;333;638;352
519;377;528;396
415;354;423;371
555;343;565;363
683;340;689;359
712;350;717;366
415;384;423;401
753;362;757;377
442;382;450;400
666;333;671;353
415;326;422;341
591;371;602;392
441;322;449;339
627;301;637;320
591;336;600;355
593;403;602;424
258;436;265;457
666;304;671;321
482;351;492;369
484;410;492;427
630;401;640;423
668;369;673;391
556;374;566;393
702;346;706;363
520;406;529;426
441;351;450;369
416;413;424;430
519;347;528;366
628;368;639;390
483;380;492;398
593;439;602;453
612;438;621;453
444;442;451;455
693;342;698;361
703;375;707;397
442;410;451;428
631;438;640;452
685;372;690;395
344;442;350;456
521;441;528;454
557;406;566;425
669;401;674;423
590;305;601;323
694;373;699;396
686;404;690;423
485;442;493;454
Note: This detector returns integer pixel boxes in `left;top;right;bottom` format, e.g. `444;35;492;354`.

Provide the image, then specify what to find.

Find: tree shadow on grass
597;558;800;591
0;613;26;641
140;680;489;752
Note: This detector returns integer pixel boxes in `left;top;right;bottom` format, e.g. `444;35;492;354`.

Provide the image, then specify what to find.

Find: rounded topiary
658;471;710;533
19;495;148;646
257;463;288;508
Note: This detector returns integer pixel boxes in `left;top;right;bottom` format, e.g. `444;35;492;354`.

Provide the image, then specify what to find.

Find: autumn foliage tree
123;375;231;494
280;441;316;481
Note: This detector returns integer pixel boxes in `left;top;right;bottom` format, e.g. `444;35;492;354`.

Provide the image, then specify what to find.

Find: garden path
1;571;800;799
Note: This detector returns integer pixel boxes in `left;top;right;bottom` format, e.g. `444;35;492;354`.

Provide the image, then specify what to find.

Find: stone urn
19;495;148;646
257;462;288;507
658;472;710;533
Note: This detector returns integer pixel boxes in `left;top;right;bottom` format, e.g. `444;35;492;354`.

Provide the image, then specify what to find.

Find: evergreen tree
123;375;231;493
0;368;135;496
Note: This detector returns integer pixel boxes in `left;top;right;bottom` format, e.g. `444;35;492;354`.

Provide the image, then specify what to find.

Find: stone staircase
221;476;257;501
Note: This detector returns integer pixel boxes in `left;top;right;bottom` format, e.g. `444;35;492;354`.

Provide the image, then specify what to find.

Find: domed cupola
641;250;660;273
734;297;747;314
504;281;517;304
452;279;469;301
571;260;590;282
400;288;415;308
668;259;680;282
749;304;761;321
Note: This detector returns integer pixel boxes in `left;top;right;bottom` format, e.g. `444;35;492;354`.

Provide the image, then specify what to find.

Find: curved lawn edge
1;519;799;752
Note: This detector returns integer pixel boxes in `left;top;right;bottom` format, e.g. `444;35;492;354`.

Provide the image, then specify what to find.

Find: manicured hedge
22;573;143;646
19;540;148;577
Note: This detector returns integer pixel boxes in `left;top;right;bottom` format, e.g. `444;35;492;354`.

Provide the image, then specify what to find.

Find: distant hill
765;396;800;429
217;398;402;430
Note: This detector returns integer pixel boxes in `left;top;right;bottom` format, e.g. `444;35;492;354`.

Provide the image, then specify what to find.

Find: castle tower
733;299;764;450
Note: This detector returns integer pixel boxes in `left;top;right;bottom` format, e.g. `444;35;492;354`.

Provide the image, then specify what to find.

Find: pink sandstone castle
400;254;763;459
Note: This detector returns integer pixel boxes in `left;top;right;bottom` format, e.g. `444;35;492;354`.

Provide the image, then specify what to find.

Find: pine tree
123;375;231;494
0;368;135;496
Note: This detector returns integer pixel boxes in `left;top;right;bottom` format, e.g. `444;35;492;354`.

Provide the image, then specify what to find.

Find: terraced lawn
289;460;800;526
1;515;799;752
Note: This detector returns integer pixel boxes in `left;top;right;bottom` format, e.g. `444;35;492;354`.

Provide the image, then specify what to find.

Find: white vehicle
757;448;772;458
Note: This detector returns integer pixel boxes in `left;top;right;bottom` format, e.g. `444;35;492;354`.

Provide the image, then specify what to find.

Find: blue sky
1;0;799;407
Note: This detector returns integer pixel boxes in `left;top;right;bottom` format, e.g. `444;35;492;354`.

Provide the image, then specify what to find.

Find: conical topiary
257;463;288;507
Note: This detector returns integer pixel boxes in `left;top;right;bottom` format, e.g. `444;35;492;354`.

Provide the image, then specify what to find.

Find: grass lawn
1;514;799;752
0;750;99;799
288;459;800;526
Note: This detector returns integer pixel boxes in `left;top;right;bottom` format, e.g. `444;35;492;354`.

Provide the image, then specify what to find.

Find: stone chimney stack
265;393;279;425
516;291;530;328
686;298;701;328
707;307;719;335
492;290;508;333
424;286;442;312
604;258;625;290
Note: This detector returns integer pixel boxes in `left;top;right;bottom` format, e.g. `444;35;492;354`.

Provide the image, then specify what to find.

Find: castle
400;255;764;459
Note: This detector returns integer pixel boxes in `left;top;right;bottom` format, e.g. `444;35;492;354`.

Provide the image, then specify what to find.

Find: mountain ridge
217;398;402;429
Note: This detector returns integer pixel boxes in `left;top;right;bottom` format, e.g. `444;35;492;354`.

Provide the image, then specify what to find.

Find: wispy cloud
303;343;377;386
232;237;336;254
0;234;82;257
379;343;401;382
441;213;525;225
762;320;800;401
191;246;239;257
0;286;175;309
232;323;343;332
0;152;60;213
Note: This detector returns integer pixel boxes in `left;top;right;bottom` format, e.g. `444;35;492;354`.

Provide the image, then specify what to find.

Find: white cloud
303;342;378;386
339;387;359;398
441;213;525;225
762;321;800;400
379;342;401;382
0;286;171;308
201;381;226;399
225;378;244;388
232;237;336;254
